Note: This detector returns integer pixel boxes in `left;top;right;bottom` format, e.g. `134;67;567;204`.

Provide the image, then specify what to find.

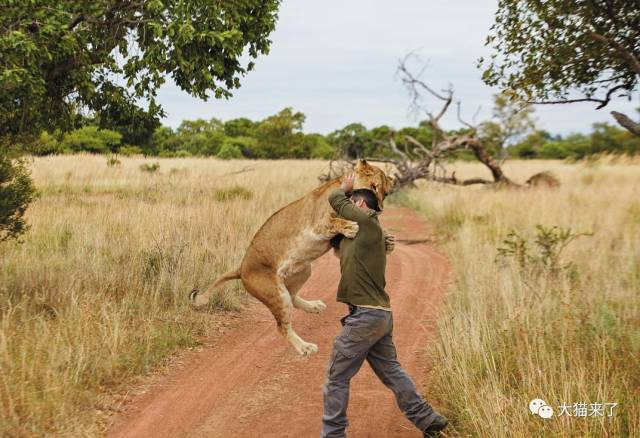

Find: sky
156;0;638;136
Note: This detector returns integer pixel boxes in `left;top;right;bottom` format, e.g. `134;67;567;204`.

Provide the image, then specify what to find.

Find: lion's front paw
342;222;359;238
308;300;327;313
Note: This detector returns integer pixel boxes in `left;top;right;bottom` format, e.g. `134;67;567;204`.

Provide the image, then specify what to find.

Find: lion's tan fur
191;161;393;355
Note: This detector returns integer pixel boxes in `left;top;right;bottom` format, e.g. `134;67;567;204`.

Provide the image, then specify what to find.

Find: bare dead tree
382;53;518;190
318;54;558;191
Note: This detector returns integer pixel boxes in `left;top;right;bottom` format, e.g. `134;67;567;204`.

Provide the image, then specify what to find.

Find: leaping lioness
189;160;394;355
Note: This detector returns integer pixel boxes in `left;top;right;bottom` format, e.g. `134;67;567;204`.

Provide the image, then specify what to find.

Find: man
321;173;448;438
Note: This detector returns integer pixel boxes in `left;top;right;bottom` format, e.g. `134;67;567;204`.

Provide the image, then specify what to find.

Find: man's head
351;160;395;210
350;189;380;212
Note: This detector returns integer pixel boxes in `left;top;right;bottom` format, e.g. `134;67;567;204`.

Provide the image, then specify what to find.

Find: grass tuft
214;185;253;202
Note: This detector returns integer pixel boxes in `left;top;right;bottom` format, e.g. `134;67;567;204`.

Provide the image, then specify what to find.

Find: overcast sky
156;0;638;135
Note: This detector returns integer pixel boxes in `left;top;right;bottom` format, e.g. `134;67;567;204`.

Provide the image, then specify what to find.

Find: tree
481;0;640;136
324;54;555;190
254;108;307;158
183;131;225;156
177;118;223;136
1;1;281;145
590;121;640;154
222;136;258;158
175;118;226;156
394;126;436;159
509;130;554;158
216;143;243;160
0;156;37;242
31;131;63;156
224;118;257;137
95;100;161;148
305;134;335;159
327;123;372;159
479;92;536;159
148;126;175;156
60;126;122;153
1;1;281;240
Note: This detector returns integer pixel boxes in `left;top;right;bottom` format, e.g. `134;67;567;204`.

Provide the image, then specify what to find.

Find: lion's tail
211;269;242;287
189;268;241;303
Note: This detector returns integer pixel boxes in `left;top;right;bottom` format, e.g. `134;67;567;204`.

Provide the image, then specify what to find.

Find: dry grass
3;155;638;437
395;159;640;437
0;155;327;436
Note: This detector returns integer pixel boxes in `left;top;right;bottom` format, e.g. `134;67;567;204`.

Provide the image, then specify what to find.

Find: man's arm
328;174;370;223
329;189;370;223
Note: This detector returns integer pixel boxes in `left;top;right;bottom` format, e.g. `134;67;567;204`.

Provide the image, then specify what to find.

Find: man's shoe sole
424;416;448;437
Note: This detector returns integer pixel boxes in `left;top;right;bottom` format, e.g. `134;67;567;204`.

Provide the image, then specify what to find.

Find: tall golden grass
397;159;639;437
2;156;638;437
0;155;327;436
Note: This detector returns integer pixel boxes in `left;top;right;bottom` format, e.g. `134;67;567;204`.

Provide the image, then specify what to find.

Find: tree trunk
453;136;516;185
611;111;640;137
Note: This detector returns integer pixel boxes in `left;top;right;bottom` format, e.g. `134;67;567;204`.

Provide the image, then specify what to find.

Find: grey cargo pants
321;305;438;438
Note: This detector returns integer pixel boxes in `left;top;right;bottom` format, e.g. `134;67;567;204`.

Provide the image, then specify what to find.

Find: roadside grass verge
0;156;326;436
394;160;640;437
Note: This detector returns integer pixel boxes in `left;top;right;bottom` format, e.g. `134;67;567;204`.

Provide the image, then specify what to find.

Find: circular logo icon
539;405;554;419
529;398;546;415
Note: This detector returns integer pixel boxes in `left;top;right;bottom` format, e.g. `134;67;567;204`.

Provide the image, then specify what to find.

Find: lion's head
352;160;394;210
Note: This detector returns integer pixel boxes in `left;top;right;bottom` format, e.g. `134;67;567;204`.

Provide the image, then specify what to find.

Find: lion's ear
356;159;368;169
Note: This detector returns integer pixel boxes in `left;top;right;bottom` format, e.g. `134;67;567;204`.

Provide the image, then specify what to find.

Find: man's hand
340;173;355;193
384;230;395;253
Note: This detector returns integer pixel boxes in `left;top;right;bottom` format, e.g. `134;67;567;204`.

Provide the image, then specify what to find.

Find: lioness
190;160;394;356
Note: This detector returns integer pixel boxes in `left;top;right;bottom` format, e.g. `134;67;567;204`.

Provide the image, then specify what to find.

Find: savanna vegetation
2;0;639;436
395;158;640;437
26;106;640;160
0;156;328;436
1;157;638;436
0;0;281;244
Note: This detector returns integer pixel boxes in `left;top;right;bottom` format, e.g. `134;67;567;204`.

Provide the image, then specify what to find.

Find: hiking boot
423;413;448;437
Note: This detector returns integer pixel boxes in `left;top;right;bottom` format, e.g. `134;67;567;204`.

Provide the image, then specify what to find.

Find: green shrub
0;156;38;242
106;156;121;167
538;141;572;159
222;136;258;158
31;131;62;156
175;149;192;158
216;143;243;159
119;145;143;156
310;138;335;159
158;150;176;158
60;126;122;154
214;185;252;201
496;225;592;277
178;121;226;156
139;162;160;173
140;241;187;282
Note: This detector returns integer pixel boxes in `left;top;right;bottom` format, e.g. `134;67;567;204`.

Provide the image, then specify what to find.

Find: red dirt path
108;207;450;438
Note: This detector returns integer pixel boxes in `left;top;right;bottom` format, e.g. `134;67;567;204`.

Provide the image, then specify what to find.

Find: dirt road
108;207;450;438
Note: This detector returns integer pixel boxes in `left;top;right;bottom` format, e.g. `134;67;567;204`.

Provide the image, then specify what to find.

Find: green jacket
328;188;390;309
